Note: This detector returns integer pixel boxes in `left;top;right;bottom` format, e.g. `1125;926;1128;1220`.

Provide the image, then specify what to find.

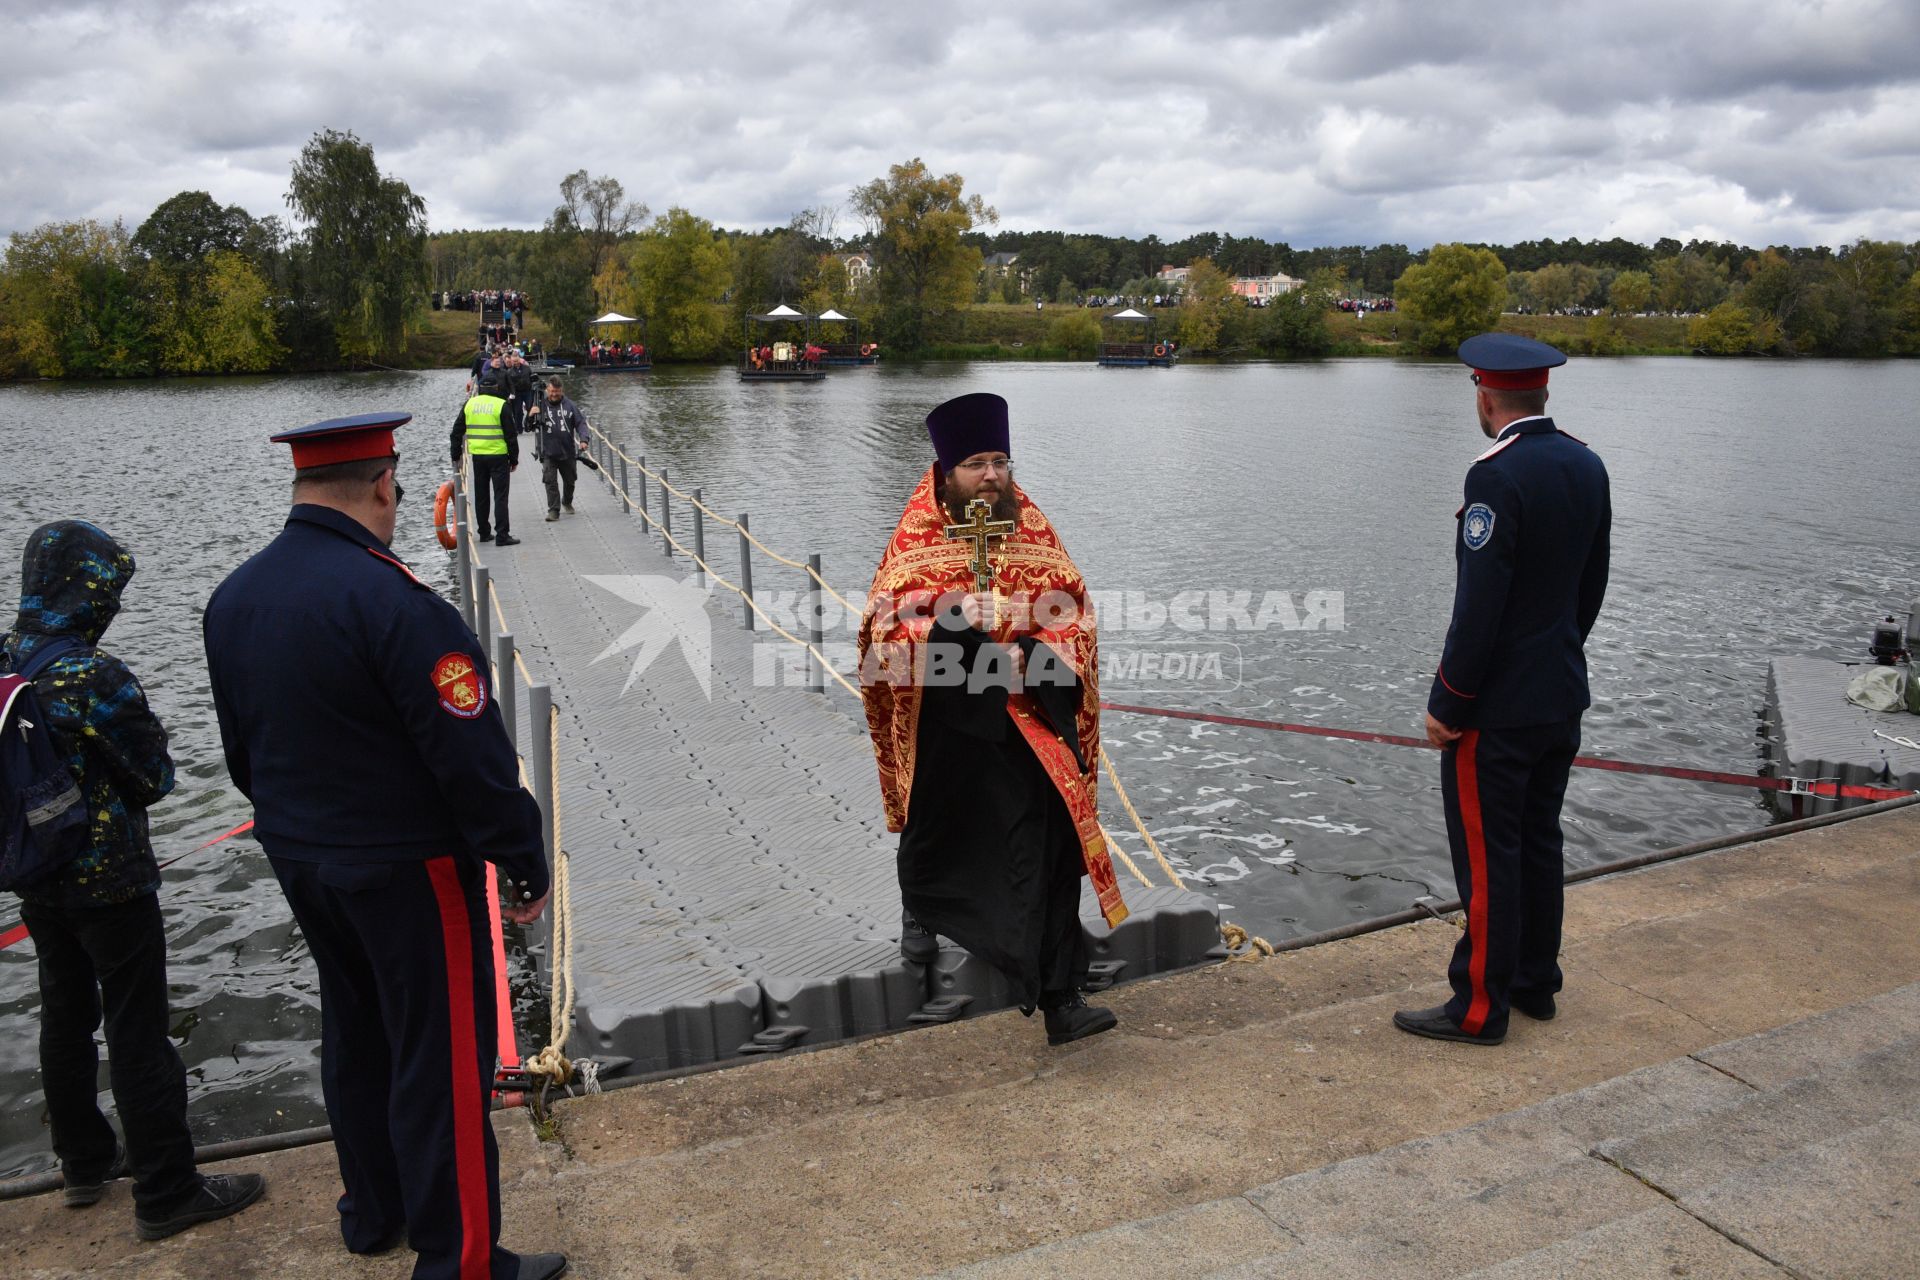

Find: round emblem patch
432;652;488;718
1462;503;1496;551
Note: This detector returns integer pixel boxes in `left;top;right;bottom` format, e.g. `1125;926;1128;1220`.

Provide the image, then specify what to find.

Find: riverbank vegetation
5;136;1918;380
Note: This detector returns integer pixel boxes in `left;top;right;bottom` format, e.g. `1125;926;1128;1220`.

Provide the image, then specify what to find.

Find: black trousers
900;732;1088;1011
21;891;200;1213
540;457;577;513
470;456;512;539
271;855;514;1280
1440;717;1581;1037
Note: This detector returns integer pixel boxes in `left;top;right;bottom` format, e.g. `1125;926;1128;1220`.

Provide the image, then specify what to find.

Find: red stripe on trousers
1455;731;1492;1035
425;857;491;1280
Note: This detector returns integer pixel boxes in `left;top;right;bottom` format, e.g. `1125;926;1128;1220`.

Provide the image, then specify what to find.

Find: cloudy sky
8;0;1919;249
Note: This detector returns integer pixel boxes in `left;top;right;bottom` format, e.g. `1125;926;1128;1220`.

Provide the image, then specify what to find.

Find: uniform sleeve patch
432;652;488;718
1462;503;1496;551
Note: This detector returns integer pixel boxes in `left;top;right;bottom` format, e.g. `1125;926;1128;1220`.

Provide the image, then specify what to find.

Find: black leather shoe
494;534;522;546
900;910;939;964
514;1252;569;1280
1512;992;1557;1021
135;1172;266;1240
62;1144;127;1207
477;530;493;543
1392;1004;1504;1045
1043;993;1118;1046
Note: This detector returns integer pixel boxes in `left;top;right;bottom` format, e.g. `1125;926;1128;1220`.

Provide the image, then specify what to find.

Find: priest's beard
940;476;1018;525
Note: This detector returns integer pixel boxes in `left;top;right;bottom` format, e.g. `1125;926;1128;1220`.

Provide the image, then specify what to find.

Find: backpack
1;636;90;892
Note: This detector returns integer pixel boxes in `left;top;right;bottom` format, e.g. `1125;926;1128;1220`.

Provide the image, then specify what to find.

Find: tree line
1;130;425;378
5;132;1919;378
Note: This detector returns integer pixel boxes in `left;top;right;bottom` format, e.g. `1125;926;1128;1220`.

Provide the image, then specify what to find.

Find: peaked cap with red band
1458;332;1566;390
272;411;412;469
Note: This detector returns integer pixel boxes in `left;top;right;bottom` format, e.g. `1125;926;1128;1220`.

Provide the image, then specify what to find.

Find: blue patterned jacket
1;521;175;907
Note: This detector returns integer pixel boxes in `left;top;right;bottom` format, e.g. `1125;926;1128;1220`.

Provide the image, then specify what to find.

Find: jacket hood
11;520;136;645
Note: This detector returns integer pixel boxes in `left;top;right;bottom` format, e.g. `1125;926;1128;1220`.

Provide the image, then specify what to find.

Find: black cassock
897;615;1090;1010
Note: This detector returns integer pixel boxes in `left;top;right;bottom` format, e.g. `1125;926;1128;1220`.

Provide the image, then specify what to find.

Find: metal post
692;488;706;585
739;513;755;631
454;480;475;638
638;457;648;515
495;632;517;755
618;454;630;513
529;682;554;865
473;565;492;652
661;468;672;554
806;553;824;694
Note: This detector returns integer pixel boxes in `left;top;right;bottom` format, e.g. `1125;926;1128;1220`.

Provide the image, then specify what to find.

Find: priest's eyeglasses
953;456;1013;474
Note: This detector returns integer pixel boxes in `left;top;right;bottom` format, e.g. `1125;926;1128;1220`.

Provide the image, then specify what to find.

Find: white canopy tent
589;311;639;325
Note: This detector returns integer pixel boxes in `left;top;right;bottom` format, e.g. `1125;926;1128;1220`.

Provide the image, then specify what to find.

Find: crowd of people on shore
433;288;528;325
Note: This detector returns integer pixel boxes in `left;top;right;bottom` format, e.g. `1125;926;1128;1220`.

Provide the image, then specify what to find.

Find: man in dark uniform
1395;334;1611;1047
203;413;565;1279
454;380;520;547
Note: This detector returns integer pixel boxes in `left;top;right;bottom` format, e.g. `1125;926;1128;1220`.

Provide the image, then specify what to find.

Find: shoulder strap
17;636;84;681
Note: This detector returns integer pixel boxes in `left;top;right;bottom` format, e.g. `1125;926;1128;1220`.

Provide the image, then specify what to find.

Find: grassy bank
397;308;561;369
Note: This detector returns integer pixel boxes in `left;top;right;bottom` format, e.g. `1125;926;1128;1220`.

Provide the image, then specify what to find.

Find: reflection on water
2;358;1916;1176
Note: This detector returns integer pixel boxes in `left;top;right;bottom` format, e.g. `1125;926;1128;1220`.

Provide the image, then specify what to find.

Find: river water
2;357;1915;1177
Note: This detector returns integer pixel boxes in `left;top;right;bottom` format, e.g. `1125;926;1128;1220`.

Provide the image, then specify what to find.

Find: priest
859;392;1127;1046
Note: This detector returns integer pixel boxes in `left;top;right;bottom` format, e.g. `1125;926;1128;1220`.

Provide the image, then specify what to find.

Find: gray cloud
4;0;1918;250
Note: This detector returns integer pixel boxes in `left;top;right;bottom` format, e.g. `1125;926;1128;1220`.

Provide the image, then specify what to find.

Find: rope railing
589;427;863;615
520;703;578;1100
584;431;863;698
452;456;579;1099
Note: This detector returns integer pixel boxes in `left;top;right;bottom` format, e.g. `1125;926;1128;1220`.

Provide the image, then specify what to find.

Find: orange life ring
433;481;457;549
1153;343;1167;357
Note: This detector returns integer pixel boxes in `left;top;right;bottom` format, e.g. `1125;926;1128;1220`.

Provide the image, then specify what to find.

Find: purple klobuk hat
925;392;1010;472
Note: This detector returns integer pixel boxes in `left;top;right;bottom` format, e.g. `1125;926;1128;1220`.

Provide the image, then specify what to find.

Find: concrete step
1453;1204;1792;1278
933;984;1920;1279
1593;1036;1920;1197
929;1051;1755;1278
1674;1103;1920;1280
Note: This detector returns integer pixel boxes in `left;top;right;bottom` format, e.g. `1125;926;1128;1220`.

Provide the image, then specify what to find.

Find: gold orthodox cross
943;497;1016;628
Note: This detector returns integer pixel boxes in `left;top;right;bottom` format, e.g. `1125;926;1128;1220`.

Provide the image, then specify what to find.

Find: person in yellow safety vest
450;381;520;546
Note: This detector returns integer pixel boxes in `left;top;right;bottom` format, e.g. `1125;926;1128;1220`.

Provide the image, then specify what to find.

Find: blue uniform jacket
1428;418;1611;730
202;505;548;898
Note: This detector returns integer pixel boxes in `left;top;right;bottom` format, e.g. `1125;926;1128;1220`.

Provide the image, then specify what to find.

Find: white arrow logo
583;574;715;698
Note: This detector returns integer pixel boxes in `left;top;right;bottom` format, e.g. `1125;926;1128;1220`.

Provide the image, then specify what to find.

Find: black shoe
545;511;559;522
900;911;939;964
1512;992;1557;1021
62;1144;127;1208
514;1252;569;1280
1392;1004;1504;1046
477;530;493;543
1043;993;1118;1046
135;1172;266;1240
494;534;521;546
562;504;576;515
